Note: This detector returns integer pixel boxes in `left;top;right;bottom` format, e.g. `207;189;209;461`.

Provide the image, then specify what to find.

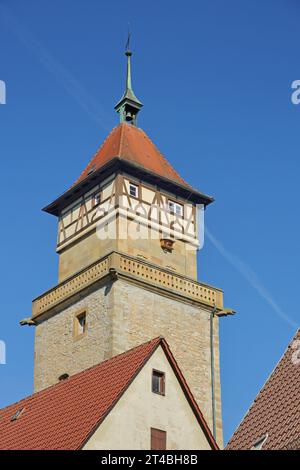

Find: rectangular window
151;428;167;450
74;311;87;338
93;192;101;206
152;370;165;395
129;183;138;198
168;200;183;216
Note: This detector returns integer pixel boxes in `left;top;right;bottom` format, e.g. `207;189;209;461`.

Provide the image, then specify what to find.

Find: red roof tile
74;123;190;188
226;329;300;450
0;337;218;450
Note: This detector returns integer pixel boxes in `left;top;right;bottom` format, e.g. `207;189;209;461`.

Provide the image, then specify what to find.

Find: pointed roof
75;123;189;187
44;123;213;215
43;39;214;216
0;337;218;450
114;50;143;110
226;329;300;450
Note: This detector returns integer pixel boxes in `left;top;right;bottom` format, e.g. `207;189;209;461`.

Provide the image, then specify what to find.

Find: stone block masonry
34;276;223;446
34;283;114;392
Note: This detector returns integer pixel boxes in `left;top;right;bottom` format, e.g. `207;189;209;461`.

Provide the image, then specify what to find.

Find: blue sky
0;0;299;445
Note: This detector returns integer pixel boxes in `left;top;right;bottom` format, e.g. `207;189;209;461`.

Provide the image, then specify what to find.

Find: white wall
83;346;212;450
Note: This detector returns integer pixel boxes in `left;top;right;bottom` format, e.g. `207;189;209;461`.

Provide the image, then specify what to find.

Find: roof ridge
78;336;163;449
160;338;219;450
74;335;161;377
0;336;218;450
118;122;126;157
135;126;189;185
73;126;119;186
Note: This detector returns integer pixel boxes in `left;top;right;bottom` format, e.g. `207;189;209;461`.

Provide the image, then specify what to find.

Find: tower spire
125;32;133;91
115;32;143;126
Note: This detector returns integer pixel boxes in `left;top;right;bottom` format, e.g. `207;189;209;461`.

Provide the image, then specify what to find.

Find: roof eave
43;157;214;216
114;96;143;111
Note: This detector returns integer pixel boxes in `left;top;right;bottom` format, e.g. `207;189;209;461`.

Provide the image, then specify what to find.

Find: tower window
151;428;167;450
74;311;87;338
168;200;183;216
152;370;165;395
93;192;101;206
129;183;138;198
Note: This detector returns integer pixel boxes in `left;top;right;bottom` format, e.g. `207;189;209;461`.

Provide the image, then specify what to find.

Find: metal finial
125;28;132;56
114;30;143;125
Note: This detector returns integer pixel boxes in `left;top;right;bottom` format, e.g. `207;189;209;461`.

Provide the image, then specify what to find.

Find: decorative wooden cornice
32;252;223;320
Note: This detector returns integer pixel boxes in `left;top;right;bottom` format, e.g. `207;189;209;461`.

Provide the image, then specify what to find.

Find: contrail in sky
0;4;109;129
205;226;297;329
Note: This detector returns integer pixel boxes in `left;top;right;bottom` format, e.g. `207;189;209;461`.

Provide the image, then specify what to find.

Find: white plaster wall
83;346;212;450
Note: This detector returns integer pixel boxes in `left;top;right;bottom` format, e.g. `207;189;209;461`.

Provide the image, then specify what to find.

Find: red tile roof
0;337;218;450
44;122;213;216
226;329;300;450
74;123;190;188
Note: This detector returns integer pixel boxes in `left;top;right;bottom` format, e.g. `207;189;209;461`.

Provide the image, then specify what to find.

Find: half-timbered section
56;171;201;282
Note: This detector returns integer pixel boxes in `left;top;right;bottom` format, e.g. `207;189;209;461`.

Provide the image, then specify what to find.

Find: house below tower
0;338;218;451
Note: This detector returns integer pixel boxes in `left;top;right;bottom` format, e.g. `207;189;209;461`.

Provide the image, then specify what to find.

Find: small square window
152;370;165;395
129;184;138;198
168;200;183;216
74;311;87;338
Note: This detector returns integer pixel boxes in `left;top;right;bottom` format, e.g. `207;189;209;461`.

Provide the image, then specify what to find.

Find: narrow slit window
75;311;87;337
152;370;165;395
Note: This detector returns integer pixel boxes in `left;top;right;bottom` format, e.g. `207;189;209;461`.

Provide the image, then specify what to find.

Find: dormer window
11;408;25;422
129;183;138;198
251;434;268;450
168;200;183;217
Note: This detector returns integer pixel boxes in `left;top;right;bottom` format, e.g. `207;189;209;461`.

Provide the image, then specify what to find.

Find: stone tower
29;44;229;447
